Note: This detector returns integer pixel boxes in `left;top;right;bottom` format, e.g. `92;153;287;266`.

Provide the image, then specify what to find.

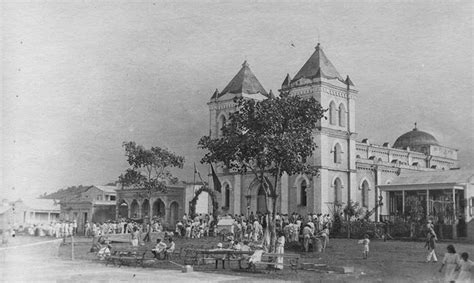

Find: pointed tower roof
281;73;292;88
292;43;343;83
210;88;220;100
268;89;275;99
219;61;268;98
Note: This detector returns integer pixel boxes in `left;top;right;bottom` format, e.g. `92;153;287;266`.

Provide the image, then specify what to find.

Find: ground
1;234;473;282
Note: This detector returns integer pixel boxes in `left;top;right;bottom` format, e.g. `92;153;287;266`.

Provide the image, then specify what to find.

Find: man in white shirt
151;238;167;259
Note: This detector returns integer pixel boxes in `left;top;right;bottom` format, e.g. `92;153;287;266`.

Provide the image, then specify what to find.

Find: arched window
224;184;230;208
338;103;346;127
334;143;342;164
300;180;307;206
361;181;369;208
329;101;337;125
218;115;226;137
334;178;342;203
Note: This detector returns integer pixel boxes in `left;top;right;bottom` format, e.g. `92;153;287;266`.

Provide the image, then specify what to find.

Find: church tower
208;61;269;138
208;61;269;215
280;43;358;215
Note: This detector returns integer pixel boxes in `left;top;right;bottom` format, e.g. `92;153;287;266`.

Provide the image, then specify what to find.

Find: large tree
199;93;325;251
119;141;185;195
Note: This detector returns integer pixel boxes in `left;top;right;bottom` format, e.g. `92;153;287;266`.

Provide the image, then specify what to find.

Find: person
143;223;151;242
358;234;370;259
302;224;313;252
425;231;438;263
439;244;460;283
130;227;139;247
247;249;264;270
319;226;330;252
97;241;112;260
275;230;285;270
151;238;167;259
426;220;438;242
456;252;474;283
84;221;91;237
165;237;175;259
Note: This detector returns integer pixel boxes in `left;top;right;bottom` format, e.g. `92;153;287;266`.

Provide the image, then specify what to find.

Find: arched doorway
170;202;179;227
152;199;166;217
130;199;139;218
257;186;267;213
118;199;129;218
142;199;150;218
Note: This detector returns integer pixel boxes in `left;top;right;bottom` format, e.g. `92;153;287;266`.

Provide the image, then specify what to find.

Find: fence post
71;235;75;261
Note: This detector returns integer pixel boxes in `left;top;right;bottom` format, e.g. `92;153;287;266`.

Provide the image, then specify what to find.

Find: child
425;231;437;263
456;252;474;283
358;234;370;259
439;244;460;283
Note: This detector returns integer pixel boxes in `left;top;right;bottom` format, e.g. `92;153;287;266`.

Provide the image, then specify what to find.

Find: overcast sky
1;1;473;200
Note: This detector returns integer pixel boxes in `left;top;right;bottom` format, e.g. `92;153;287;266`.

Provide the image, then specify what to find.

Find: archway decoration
189;186;219;221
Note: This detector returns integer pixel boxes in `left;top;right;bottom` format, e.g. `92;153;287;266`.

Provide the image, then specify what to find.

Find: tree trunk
269;196;277;253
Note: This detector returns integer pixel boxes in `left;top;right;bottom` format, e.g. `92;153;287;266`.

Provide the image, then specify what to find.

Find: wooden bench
250;253;300;273
105;248;148;268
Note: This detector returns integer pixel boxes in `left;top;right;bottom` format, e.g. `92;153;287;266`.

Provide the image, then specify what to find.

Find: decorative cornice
318;127;357;140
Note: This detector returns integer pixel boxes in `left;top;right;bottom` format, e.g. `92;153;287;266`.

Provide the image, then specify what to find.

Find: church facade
206;43;472;228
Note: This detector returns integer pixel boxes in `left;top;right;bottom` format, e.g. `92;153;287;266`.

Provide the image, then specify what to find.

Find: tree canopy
199;93;325;205
118;141;185;192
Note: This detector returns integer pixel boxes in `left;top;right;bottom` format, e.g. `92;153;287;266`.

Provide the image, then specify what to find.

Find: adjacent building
44;185;117;234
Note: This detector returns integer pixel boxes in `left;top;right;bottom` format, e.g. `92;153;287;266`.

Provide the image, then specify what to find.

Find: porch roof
378;169;473;190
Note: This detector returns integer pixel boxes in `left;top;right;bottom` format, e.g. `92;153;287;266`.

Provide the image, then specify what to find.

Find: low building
116;182;188;228
379;169;474;240
44;185;117;234
12;199;60;226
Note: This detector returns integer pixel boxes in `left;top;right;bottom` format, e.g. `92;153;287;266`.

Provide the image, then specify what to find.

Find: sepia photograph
1;1;473;282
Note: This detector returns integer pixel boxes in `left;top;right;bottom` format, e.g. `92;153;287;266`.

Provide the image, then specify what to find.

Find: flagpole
193;163;196;188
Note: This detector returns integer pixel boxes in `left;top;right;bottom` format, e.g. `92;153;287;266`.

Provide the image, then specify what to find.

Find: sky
1;1;473;200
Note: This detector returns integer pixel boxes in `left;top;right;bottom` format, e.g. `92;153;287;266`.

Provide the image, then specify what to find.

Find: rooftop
213;61;268;100
291;43;344;83
379;169;473;187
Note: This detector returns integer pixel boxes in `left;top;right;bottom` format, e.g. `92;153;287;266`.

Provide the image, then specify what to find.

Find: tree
405;196;425;238
118;141;185;196
199;93;325;251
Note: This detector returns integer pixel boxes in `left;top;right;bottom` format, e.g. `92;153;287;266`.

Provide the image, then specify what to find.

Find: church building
206;43;474;238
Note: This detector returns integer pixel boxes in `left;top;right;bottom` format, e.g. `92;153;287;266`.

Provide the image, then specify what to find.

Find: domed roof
393;126;439;150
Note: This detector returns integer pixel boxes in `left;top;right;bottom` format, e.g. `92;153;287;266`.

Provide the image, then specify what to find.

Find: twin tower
207;43;358;216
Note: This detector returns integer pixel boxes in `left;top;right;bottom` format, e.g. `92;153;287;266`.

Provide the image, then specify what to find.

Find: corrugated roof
380;169;474;187
43;186;91;201
218;61;268;98
292;43;344;83
22;199;60;212
93;185;117;194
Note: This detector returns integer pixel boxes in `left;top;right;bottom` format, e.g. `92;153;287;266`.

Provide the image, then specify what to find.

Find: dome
393;127;439;150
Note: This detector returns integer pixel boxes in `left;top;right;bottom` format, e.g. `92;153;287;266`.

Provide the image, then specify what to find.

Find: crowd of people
16;220;78;238
174;211;333;253
84;218;165;238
